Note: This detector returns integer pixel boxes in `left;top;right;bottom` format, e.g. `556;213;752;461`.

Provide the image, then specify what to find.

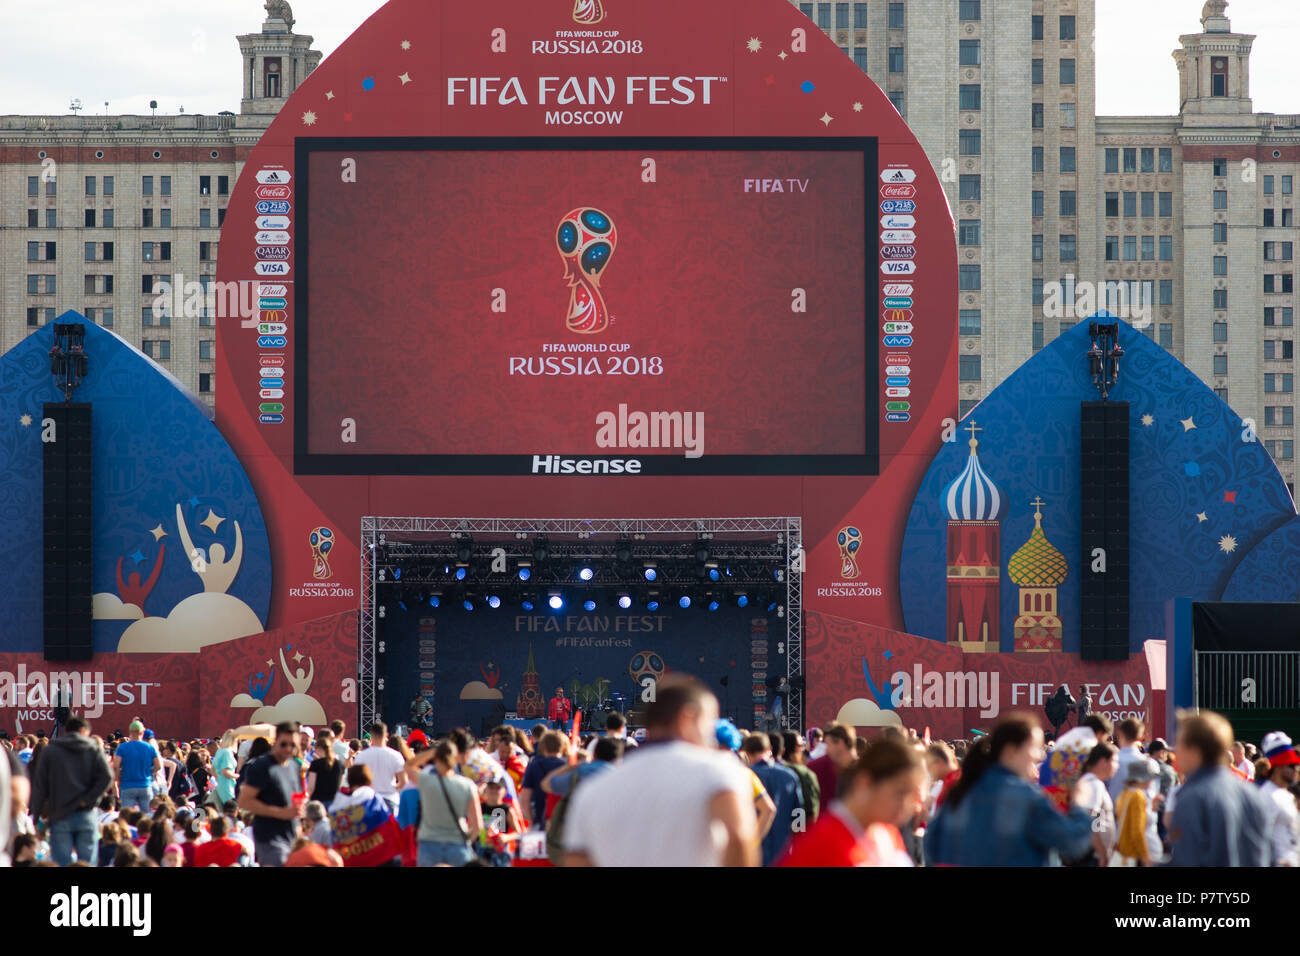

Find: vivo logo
883;335;914;347
257;335;287;348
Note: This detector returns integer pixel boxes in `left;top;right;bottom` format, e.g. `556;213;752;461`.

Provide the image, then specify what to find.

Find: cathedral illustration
1008;498;1068;652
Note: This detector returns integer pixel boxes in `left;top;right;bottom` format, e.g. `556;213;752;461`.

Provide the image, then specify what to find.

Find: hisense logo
50;887;151;936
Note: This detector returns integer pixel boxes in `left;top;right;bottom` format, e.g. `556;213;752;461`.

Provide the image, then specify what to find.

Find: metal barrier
1195;650;1300;711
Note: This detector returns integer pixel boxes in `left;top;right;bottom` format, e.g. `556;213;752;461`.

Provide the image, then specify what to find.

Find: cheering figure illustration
115;542;165;615
176;502;244;594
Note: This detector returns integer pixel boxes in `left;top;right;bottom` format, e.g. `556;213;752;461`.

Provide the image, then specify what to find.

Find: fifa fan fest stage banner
0;0;1297;739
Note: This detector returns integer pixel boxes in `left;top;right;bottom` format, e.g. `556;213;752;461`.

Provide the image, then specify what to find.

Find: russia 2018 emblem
837;526;861;579
309;526;334;580
572;0;606;25
556;207;618;335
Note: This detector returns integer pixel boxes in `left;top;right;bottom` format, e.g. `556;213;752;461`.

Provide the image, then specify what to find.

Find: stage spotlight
618;593;632;609
736;593;749;608
644;565;658;582
707;567;721;582
463;598;475;611
455;567;467;581
579;566;595;582
429;594;441;608
398;600;407;611
707;597;720;612
584;598;597;611
487;594;502;609
679;594;692;609
616;538;633;563
393;567;402;580
522;598;535;611
456;538;473;564
766;599;779;613
518;566;532;581
773;569;784;581
548;593;564;610
647;597;661;611
695;539;711;563
533;536;550;564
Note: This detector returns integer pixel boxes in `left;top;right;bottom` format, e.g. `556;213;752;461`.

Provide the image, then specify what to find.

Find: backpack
545;767;586;865
169;759;197;801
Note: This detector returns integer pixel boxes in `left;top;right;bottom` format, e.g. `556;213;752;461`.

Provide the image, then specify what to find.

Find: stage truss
359;516;804;733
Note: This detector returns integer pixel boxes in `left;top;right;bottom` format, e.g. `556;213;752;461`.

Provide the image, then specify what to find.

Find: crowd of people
0;675;1295;867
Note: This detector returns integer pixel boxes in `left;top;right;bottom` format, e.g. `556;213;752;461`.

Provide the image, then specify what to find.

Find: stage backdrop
380;603;779;734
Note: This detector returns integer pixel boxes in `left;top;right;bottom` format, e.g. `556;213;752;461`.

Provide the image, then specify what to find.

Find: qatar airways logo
447;75;723;107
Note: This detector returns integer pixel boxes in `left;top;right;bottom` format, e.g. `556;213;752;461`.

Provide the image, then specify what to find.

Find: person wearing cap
1259;732;1300;866
1114;756;1161;865
1146;738;1178;848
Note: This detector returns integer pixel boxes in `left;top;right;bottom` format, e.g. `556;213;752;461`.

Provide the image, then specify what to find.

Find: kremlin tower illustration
516;643;544;718
943;421;1001;653
1008;497;1068;651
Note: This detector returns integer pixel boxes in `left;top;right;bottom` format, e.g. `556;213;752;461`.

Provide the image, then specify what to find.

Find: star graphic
199;509;226;534
401;40;412;51
398;72;412;85
1224;490;1237;503
778;50;788;60
150;524;167;541
293;651;305;663
19;414;32;427
266;659;275;669
746;37;763;53
819;112;834;126
325;90;335;100
1196;512;1208;523
187;495;201;507
1180;416;1196;431
1218;534;1238;554
853;101;864;112
301;110;317;126
130;549;146;565
1141;414;1154;427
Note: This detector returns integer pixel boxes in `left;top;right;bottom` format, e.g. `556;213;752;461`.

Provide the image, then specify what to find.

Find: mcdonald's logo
884;309;913;323
260;310;286;324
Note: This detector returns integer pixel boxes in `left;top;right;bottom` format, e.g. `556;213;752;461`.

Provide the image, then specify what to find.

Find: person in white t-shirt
329;720;351;765
564;675;758;867
352;722;406;814
1074;742;1118;866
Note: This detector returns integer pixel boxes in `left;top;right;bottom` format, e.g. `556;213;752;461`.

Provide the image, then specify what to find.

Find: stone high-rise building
797;0;1296;496
0;2;318;407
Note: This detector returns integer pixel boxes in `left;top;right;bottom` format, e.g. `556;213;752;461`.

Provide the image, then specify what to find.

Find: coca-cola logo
256;185;292;200
880;184;917;199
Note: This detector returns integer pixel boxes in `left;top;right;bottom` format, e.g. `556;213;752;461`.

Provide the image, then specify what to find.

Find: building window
85;176;96;196
1036;234;1047;261
960;129;981;155
1032;102;1044;128
27;176;38;196
1213;190;1227;210
1159;192;1173;217
142;208;153;228
1105;236;1118;261
1214;222;1228;243
1265;374;1294;393
1032;14;1043;41
1159;324;1173;347
1032;147;1044;173
960;39;980;66
959;355;982;380
1105;193;1119;217
817;4;830;28
1123;148;1137;173
1160;279;1173;305
1286;209;1296;228
853;48;867;71
1032;190;1044;217
1265;209;1276;227
888;47;905;72
1269;441;1296;461
103;209;114;228
1032;321;1044;350
1141;236;1154;261
1060;147;1075;172
887;90;904;115
1059;14;1076;40
142;175;153;196
1285;176;1294;195
1123;192;1137;217
1265;340;1294;360
1060;103;1075;128
1060;59;1075;84
1033;279;1044;305
1212;58;1227;97
959;175;980;201
1213;158;1227;178
836;3;850;29
959;265;981;290
1060;191;1077;216
1159;148;1173;172
27;209;38;228
1264;175;1274;195
1213;256;1227;275
1060;234;1077;261
959;310;981;336
1105;148;1118;173
959;0;980;21
84;209;95;228
46;178;56;197
200;209;212;229
200;340;214;361
161;176;171;197
1123;236;1137;261
1160;235;1173;260
1264;307;1294;327
217;175;229;196
1213;321;1228;342
160;208;171;228
200;373;213;393
1140;192;1154;217
1032;59;1043;85
26;274;55;295
958;220;981;245
103;176;114;195
959;399;978;418
959;84;980;109
1266;407;1295;426
800;3;812;19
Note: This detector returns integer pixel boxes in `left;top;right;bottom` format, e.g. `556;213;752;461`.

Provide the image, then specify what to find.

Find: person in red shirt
193;815;246;867
778;738;923;867
548;687;573;732
805;722;857;805
925;741;961;813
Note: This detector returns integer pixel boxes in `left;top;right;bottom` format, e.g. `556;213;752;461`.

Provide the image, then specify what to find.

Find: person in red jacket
548;687;572;732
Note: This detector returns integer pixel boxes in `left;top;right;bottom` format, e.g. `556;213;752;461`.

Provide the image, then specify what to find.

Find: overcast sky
2;0;1298;118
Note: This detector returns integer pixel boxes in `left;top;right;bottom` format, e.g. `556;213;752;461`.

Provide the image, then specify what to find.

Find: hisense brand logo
531;455;643;475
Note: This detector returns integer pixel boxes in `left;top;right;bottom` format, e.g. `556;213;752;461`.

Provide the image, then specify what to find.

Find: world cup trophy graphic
309;526;334;580
556;207;618;335
837;526;861;579
572;0;607;25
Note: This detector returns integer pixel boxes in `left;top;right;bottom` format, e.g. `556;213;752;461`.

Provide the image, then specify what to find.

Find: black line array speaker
44;403;93;661
1080;402;1130;661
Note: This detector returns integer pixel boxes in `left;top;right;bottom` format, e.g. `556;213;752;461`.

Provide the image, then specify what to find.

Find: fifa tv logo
572;0;606;24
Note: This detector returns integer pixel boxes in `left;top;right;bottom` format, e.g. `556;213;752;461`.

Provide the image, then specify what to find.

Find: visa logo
885;412;911;423
883;335;914;347
880;261;917;274
257;335;287;348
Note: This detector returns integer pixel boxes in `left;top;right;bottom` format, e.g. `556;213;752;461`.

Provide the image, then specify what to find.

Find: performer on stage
548;686;573;733
51;681;73;738
409;692;433;731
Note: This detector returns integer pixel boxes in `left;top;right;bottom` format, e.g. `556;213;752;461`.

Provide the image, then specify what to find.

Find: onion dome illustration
943;421;1001;521
1008;499;1069;587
